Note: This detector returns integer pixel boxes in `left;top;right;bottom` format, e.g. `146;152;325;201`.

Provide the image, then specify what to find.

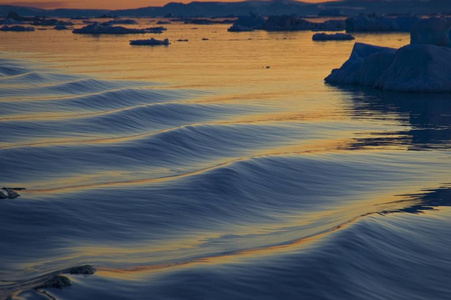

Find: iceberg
312;33;355;41
0;25;35;32
312;20;346;32
325;18;451;93
145;26;167;34
0;18;24;25
54;24;69;30
33;19;74;26
346;15;420;32
228;15;345;32
73;23;147;34
374;44;451;93
325;43;396;86
227;14;265;32
261;15;313;31
102;19;138;26
410;18;451;47
129;38;170;46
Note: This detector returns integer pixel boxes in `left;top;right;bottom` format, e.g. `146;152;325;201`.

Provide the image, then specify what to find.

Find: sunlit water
0;20;450;300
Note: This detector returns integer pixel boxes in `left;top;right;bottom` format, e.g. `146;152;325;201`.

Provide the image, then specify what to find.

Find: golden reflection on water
0;21;410;90
92;192;420;280
4;20;441;285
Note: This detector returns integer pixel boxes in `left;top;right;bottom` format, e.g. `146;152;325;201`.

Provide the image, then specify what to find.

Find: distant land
0;0;450;18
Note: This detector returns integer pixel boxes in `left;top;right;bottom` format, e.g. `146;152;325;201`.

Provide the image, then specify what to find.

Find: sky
0;0;339;10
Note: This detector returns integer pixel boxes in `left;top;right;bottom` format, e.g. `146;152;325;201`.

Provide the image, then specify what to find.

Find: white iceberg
325;18;451;93
374;44;451;93
325;43;396;86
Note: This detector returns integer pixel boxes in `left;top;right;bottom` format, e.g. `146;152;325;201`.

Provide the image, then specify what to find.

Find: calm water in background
0;20;450;299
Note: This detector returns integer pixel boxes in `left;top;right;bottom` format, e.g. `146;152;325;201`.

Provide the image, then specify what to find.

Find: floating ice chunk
129;38;170;46
312;33;355;41
54;24;69;30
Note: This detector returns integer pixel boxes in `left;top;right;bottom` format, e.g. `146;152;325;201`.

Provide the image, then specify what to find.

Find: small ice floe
54;24;69;30
312;33;355;41
130;38;170;46
0;25;35;32
0;187;26;199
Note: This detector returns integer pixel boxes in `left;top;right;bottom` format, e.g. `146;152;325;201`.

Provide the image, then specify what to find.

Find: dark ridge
1;0;450;18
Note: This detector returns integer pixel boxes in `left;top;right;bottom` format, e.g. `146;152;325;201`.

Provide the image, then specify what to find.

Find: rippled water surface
0;20;450;300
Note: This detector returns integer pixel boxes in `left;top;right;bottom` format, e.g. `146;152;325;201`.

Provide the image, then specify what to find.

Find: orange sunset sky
0;0;339;10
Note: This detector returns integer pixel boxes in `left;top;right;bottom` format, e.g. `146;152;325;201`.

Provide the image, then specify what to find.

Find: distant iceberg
227;14;265;32
129;38;170;46
146;26;167;34
54;24;69;30
102;19;138;26
73;23;147;34
312;33;355;41
33;19;74;26
0;25;35;32
346;15;420;32
0;18;24;25
261;15;313;31
228;15;345;32
325;18;451;93
312;20;346;32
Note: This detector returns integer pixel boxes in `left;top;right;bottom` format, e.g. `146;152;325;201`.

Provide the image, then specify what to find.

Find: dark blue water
0;56;450;300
